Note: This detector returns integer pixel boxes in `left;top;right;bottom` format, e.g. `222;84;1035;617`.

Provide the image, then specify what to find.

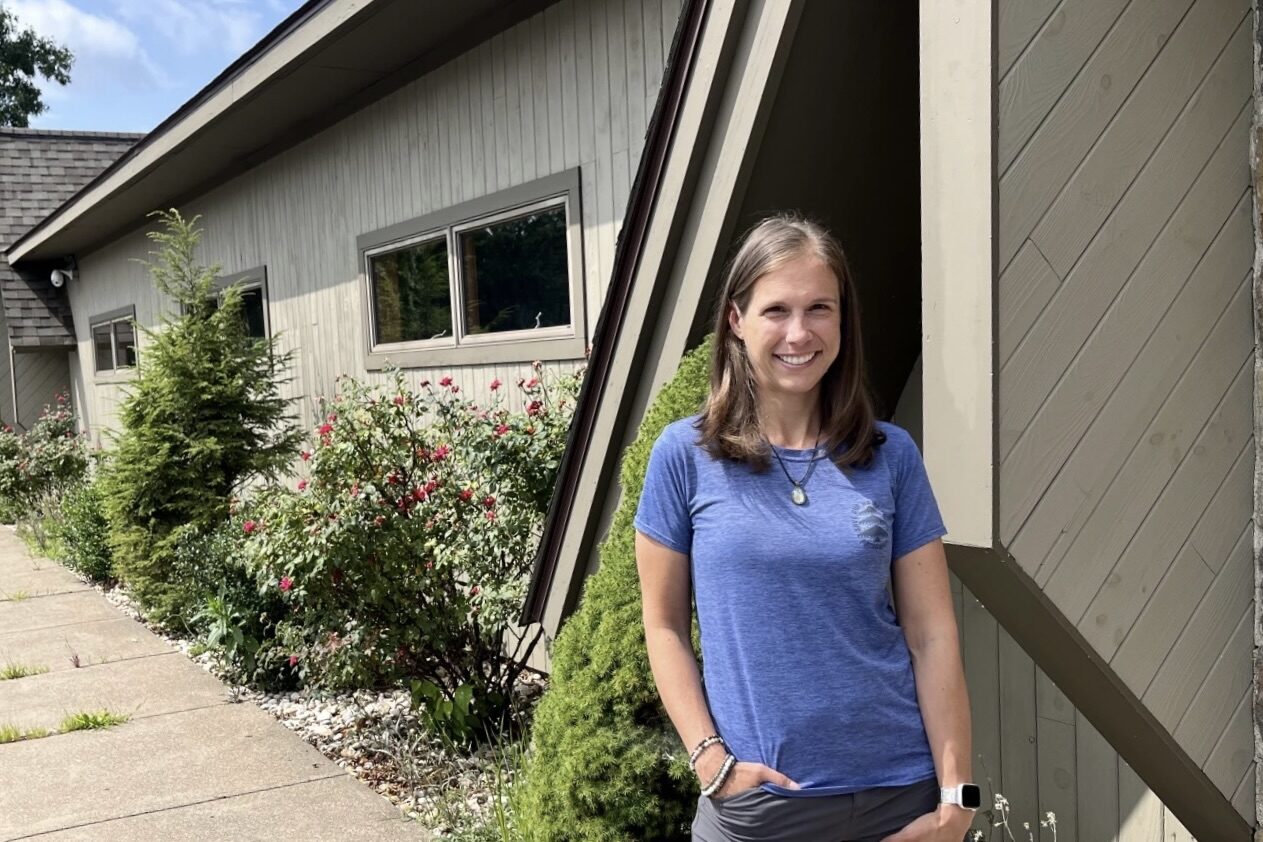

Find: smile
774;352;818;367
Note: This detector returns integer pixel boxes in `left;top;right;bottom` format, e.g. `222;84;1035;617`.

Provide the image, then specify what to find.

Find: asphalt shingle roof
0;127;142;348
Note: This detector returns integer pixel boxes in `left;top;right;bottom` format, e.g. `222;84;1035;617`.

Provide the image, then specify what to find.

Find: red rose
494;424;509;437
279;576;294;592
288;655;299;667
439;376;453;387
458;489;473;502
432;444;450;461
243;520;257;534
318;423;333;436
490;378;502;391
300;450;311;461
297;480;307;491
526;400;542;416
482;495;496;508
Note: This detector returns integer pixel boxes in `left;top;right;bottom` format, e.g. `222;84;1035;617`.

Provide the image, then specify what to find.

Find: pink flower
470;585;480;596
439;376;453;387
525;377;539;389
393;395;406;406
288;655;299;667
279;576;294;592
494;424;509;437
526;400;542;416
297;480;307;491
243;520;257;534
490;378;502;391
318;423;333;436
458;489;474;503
482;495;496;508
485;510;497;522
300;450;311;461
431;444;450;462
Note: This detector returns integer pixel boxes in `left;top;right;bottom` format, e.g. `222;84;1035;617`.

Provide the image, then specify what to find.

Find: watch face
961;784;982;809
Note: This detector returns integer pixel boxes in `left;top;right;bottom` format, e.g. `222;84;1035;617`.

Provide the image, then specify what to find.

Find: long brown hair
697;213;882;471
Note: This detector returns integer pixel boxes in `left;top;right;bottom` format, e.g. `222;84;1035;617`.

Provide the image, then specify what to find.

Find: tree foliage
100;209;302;621
0;4;72;128
513;337;713;841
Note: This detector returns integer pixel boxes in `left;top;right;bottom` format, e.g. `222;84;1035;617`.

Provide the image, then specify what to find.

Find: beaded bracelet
688;735;726;770
699;753;736;798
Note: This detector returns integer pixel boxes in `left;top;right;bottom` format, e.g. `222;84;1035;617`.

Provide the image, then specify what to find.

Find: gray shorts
692;776;944;842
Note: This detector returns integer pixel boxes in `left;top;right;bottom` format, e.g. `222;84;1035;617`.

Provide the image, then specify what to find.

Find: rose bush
0;395;90;540
243;364;581;742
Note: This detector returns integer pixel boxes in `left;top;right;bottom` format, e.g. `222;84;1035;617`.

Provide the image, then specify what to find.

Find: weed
0;663;48;681
4;590;30;601
58;710;129;733
0;724;50;743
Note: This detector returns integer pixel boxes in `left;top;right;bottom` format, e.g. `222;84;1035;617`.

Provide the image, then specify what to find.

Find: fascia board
5;0;373;265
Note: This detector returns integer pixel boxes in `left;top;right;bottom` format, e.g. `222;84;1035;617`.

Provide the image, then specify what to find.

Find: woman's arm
890;537;976;838
635;531;796;794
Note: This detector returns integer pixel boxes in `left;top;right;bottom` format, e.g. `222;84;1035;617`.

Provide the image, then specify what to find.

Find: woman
634;215;977;842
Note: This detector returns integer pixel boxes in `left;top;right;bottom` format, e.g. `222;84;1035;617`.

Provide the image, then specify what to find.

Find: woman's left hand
879;805;975;841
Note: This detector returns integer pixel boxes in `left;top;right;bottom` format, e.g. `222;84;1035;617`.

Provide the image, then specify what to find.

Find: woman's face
728;253;842;405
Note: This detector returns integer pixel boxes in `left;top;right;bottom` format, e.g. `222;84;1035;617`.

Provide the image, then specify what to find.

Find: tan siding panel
1000;79;1249;462
1230;762;1254;823
962;591;1003;797
998;0;1131;173
1031;2;1248;276
13;352;70;429
1118;760;1164;841
999;240;1061;372
998;632;1039;825
999;0;1062;76
1163;807;1196;841
1186;430;1252;574
1067;357;1251;648
999;0;1198;268
1000;115;1249;546
1143;524;1251;729
1076;714;1119;842
1172;604;1251;764
1035;708;1077;840
1203;688;1252;801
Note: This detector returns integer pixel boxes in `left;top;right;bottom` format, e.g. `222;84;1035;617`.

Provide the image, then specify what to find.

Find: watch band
940;783;981;811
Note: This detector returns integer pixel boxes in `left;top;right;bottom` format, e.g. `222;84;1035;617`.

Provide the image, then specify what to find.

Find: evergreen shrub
514;336;713;841
100;210;302;622
49;477;113;583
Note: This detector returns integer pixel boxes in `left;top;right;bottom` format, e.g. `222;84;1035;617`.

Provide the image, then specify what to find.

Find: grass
4;590;30;601
0;663;49;681
0;724;51;744
58;710;129;733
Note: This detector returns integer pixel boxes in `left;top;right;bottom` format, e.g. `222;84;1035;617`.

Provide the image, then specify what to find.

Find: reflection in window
92;323;114;373
458;205;569;336
90;311;137;373
371;237;452;344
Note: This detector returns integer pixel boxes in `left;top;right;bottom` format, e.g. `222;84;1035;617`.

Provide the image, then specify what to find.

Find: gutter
521;0;710;625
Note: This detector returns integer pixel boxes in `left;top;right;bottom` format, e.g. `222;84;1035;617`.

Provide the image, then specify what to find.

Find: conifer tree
101;210;302;620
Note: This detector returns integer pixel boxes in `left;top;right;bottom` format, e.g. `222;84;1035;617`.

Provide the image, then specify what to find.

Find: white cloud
7;0;167;93
111;0;281;57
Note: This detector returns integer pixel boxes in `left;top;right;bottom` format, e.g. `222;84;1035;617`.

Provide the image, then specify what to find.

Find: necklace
767;427;825;505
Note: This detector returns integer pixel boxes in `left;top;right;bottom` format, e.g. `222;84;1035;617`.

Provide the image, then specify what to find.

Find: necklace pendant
791;484;808;506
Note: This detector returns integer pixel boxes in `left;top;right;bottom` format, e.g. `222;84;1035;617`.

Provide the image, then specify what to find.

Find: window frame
358;168;586;369
212;266;271;339
88;305;137;379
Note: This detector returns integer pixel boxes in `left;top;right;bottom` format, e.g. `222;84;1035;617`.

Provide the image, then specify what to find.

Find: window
209;267;269;339
359;170;585;368
90;306;137;374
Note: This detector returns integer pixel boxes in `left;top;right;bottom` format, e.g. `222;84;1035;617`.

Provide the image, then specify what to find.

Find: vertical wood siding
996;0;1253;822
67;0;680;440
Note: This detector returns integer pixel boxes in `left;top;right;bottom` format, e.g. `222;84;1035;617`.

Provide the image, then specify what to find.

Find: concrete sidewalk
0;528;429;841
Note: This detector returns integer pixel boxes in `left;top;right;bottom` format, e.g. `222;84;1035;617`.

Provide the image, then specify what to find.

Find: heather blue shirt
635;417;948;797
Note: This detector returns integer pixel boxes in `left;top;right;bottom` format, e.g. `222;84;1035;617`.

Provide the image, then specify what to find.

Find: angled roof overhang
522;0;804;629
5;0;553;266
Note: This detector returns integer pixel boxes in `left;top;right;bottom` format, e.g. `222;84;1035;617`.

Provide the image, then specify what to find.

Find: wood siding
68;0;682;439
12;350;70;431
996;0;1254;822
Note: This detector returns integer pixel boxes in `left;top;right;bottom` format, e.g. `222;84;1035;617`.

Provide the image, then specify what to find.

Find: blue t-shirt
634;417;948;797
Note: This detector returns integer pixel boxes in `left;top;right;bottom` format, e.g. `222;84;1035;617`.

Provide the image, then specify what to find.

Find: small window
210;267;270;339
359;169;586;368
89;306;137;374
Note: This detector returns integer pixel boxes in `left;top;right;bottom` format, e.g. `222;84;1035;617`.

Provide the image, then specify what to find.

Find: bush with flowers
0;394;89;536
242;363;581;742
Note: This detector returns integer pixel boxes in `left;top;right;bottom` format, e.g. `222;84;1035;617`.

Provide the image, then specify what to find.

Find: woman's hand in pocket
708;761;799;801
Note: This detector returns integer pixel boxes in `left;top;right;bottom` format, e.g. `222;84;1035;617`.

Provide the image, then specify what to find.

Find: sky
6;0;306;133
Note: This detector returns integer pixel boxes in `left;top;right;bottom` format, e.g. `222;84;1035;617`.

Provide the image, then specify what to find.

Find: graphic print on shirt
852;499;890;548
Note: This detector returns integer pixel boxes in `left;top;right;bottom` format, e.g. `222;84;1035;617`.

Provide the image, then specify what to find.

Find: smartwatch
940;783;981;811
